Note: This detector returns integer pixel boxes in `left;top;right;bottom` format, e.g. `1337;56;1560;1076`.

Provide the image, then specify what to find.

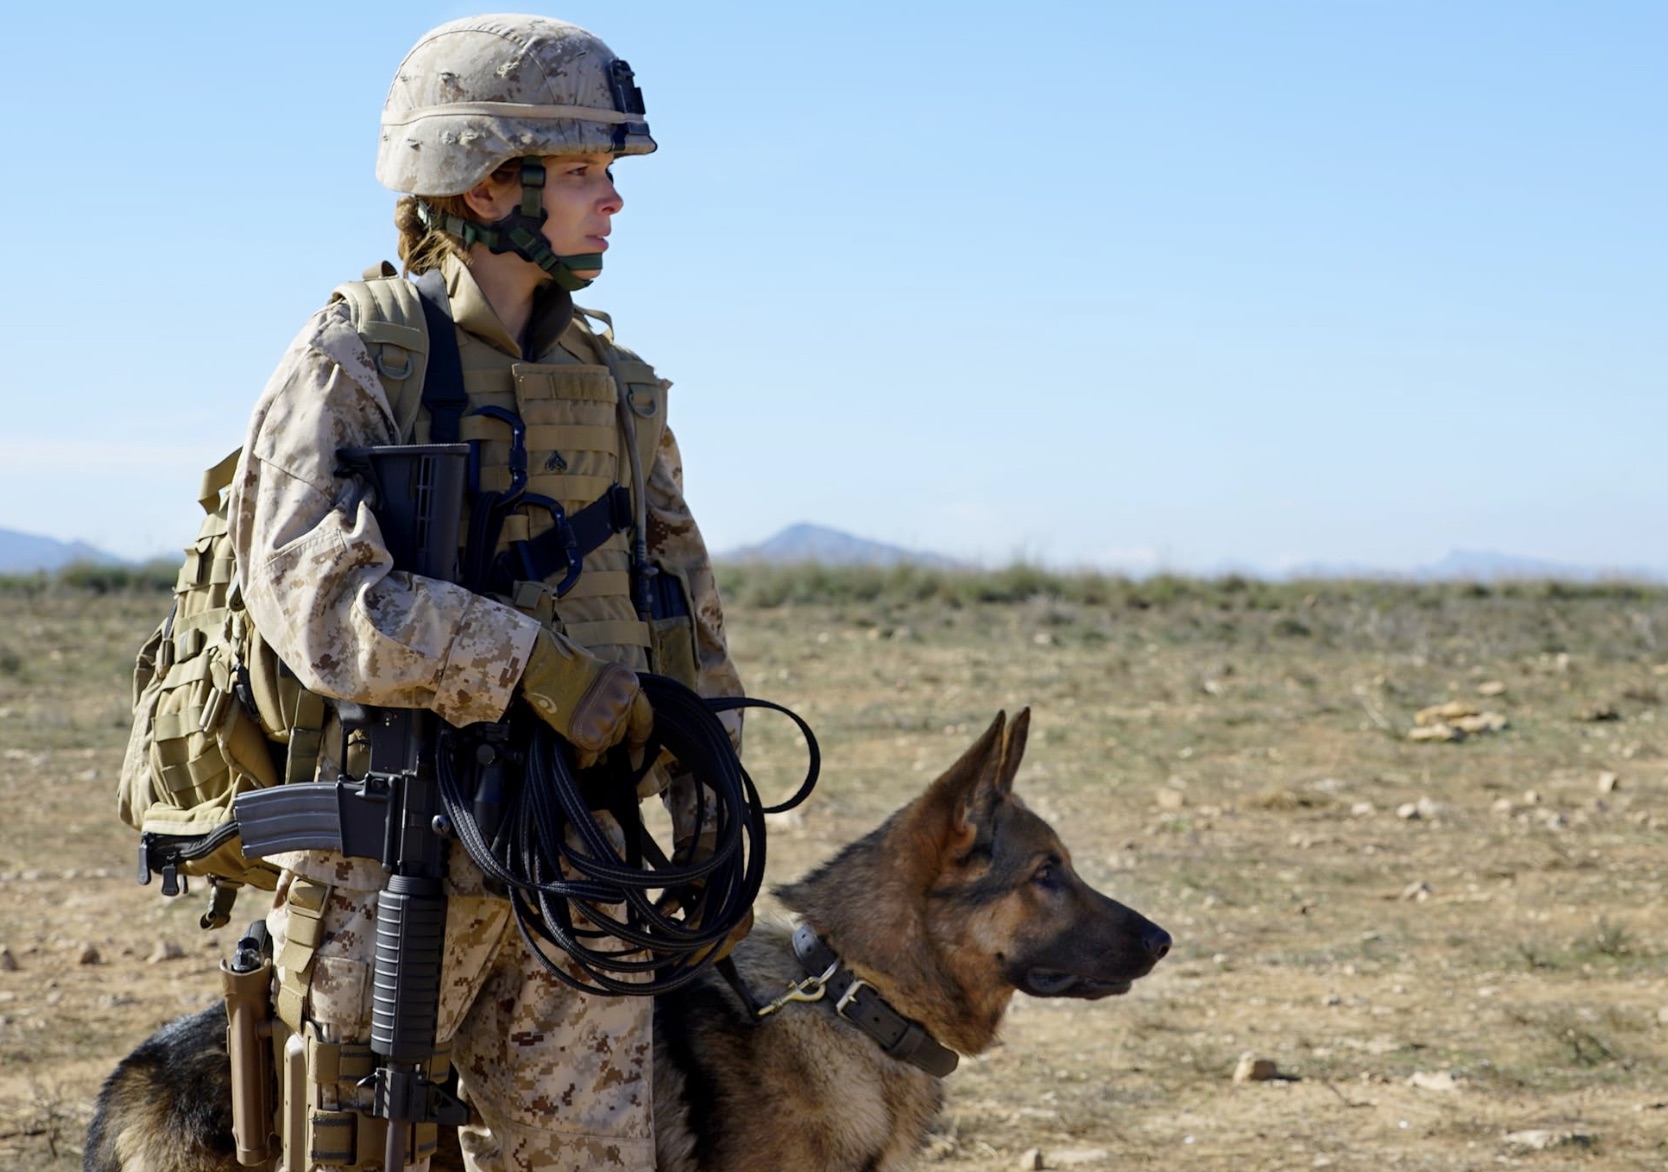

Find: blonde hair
394;163;523;275
394;194;470;275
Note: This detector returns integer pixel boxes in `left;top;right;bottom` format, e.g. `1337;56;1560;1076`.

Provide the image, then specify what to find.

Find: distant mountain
720;523;964;569
0;527;123;574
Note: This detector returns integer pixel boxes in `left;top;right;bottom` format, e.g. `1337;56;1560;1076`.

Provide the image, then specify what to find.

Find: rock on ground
1502;1129;1594;1151
1233;1053;1280;1082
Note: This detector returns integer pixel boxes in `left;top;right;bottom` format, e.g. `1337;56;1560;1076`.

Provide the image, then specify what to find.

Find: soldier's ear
462;166;520;222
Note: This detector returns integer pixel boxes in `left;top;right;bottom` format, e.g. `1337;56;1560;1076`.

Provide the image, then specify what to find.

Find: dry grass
1;570;1665;1169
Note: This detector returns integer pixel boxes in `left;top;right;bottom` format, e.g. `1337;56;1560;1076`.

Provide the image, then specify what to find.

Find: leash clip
756;959;838;1018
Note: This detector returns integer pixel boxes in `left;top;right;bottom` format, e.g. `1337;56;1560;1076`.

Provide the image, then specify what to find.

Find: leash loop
433;674;820;998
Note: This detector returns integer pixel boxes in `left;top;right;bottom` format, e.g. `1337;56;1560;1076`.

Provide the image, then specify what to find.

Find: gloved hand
659;881;754;967
519;629;654;769
702;905;754;966
659;776;751;962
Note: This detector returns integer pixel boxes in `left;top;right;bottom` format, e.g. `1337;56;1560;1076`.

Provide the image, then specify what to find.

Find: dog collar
756;923;959;1078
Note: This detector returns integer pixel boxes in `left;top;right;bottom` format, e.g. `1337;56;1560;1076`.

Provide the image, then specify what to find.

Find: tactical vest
257;280;702;1168
122;273;699;906
333;275;696;682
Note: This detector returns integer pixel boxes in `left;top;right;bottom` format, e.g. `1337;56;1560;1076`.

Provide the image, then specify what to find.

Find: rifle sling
412;270;468;444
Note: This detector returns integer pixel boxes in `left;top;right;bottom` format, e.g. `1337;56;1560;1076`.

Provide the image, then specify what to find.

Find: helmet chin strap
417;157;602;291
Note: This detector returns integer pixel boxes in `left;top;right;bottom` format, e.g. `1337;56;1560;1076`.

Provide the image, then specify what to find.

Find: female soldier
229;14;741;1170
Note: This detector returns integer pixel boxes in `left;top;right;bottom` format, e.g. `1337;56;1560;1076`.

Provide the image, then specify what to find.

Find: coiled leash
435;674;818;997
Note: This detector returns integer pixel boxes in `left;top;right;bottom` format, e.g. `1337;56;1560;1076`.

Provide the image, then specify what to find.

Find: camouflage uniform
229;249;741;1170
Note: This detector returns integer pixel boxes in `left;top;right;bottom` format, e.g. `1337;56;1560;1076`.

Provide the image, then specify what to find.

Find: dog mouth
1023;969;1134;1000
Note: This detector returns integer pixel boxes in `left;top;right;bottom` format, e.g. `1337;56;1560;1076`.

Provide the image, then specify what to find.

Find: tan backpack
117;270;432;924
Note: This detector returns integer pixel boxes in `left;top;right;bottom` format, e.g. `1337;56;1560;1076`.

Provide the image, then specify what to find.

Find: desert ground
1;567;1663;1170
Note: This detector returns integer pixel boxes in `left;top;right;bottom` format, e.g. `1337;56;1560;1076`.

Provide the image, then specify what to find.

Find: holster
221;943;277;1167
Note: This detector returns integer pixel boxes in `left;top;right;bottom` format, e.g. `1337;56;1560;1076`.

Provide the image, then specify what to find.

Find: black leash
389;276;820;996
435;674;818;997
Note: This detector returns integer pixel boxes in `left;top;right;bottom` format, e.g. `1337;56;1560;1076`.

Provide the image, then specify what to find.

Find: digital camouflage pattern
230;250;739;1167
270;820;654;1172
377;14;656;197
228;254;741;758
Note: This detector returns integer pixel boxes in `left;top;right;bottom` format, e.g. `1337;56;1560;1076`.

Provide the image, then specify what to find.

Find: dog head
914;709;1171;1001
779;710;1170;1054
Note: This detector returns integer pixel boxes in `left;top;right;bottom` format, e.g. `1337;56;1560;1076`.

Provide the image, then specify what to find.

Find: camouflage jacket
228;257;741;886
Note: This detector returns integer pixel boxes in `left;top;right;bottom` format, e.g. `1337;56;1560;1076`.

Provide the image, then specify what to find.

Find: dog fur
86;710;1169;1171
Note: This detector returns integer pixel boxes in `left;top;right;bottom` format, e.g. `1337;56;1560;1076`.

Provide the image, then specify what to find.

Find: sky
0;1;1662;575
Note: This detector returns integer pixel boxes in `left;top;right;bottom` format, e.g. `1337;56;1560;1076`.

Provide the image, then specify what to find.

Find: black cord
435;674;818;997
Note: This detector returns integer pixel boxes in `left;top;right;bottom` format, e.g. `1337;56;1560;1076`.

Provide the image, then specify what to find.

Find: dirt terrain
2;572;1664;1170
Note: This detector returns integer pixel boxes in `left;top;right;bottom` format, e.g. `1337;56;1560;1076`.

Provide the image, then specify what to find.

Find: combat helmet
377;14;656;289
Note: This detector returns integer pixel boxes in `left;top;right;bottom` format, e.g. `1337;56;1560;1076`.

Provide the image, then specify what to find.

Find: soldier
229;14;741;1170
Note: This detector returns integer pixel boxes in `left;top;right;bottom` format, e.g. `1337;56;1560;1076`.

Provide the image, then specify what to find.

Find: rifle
236;442;471;1169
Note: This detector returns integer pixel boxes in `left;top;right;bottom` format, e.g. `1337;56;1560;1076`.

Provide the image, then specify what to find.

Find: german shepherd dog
86;710;1169;1171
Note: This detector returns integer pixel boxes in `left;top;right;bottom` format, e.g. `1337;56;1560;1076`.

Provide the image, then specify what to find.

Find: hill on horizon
719;523;965;569
720;525;1668;583
0;527;122;574
5;519;1665;585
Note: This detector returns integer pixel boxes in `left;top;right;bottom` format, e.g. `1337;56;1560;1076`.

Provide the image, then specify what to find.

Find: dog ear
917;711;1011;860
994;707;1030;798
954;708;1030;852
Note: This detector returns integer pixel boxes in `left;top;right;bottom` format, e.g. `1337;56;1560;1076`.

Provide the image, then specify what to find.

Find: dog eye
1032;862;1059;888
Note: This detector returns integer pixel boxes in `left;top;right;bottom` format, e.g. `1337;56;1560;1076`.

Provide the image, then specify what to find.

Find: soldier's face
540;152;622;279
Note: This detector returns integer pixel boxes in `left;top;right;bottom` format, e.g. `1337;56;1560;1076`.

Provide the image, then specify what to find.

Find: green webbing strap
357;320;426;353
306;1113;358;1165
180;549;235;590
573;305;614;341
302;1037;450;1167
198;449;241;514
414;158;603;292
201;880;239;931
333;275;431;439
507;472;618;502
521;423;619;454
518;158;544;217
317;1038;376;1082
285;689;328;785
558;618;651;648
170;602;230;645
542;569;630;601
276;879;331;1031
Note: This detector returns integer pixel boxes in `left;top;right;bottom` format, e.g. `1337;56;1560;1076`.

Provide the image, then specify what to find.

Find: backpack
118;267;436;925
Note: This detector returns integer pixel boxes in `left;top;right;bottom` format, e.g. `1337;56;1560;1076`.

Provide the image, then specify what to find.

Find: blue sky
1;1;1662;574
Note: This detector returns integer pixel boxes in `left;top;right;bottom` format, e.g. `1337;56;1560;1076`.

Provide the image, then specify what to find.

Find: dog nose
1142;923;1172;961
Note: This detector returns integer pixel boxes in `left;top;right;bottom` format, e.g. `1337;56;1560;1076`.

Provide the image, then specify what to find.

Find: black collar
757;923;959;1079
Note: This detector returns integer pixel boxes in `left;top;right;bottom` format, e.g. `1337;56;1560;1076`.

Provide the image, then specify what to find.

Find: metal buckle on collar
756;959;838;1018
834;977;872;1018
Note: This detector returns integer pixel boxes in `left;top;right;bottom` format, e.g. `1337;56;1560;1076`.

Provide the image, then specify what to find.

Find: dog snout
1142;922;1172;962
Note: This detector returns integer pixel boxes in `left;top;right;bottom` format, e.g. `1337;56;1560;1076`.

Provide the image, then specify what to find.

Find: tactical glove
701;906;754;966
519;629;654;769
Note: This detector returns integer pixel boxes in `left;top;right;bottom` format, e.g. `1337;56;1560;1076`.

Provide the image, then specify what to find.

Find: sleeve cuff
431;596;543;726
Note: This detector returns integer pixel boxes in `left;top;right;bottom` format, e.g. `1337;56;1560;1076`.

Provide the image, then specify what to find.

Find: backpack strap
333;267;468;444
332;272;430;440
198;449;241;514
